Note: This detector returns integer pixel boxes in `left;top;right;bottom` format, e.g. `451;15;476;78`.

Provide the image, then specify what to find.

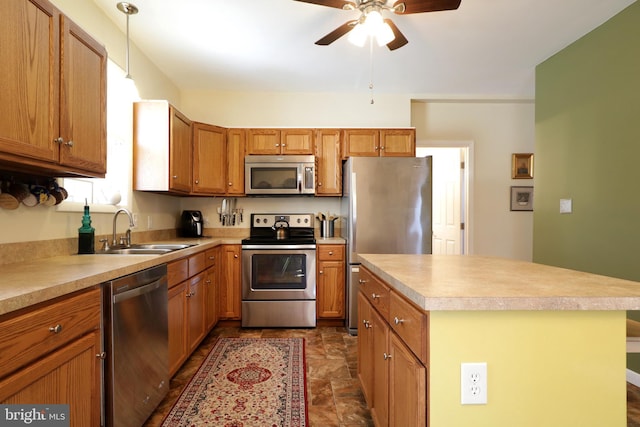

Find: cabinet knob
205;279;211;284
54;137;73;147
375;146;380;151
371;293;380;300
49;324;63;334
195;179;199;184
394;316;404;325
362;319;370;329
358;279;368;284
186;292;193;297
328;251;333;255
380;146;385;150
383;352;392;360
234;254;238;258
319;270;323;274
96;352;106;359
208;256;215;260
318;182;323;186
228;182;233;186
275;143;280;147
172;175;178;179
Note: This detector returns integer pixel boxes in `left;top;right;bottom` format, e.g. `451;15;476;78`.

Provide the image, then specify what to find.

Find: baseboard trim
627;369;640;387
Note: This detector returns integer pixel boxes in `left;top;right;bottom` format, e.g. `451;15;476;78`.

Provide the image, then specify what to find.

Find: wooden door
358;292;374;407
317;259;345;318
0;331;102;427
380;129;415;157
192;122;226;194
247;129;281;154
187;273;206;353
58;15;107;176
168;282;187;377
219;245;242;319
389;333;426;427
371;306;390;427
315;129;342;195
169;107;192;193
281;129;314;154
343;129;379;157
0;0;59;164
226;129;245;195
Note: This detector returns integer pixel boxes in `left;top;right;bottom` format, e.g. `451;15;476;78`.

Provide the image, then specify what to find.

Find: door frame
417;140;474;255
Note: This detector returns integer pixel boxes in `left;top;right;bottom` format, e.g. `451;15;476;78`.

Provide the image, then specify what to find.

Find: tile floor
143;325;640;426
143;326;373;427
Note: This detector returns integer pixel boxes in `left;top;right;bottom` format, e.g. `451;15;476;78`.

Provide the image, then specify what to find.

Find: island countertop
358;254;640;311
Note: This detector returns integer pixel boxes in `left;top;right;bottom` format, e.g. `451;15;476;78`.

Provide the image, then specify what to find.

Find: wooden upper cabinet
246;129;314;155
0;0;107;177
314;129;342;196
133;101;192;194
246;129;281;155
192;122;227;195
380;129;416;157
226;129;245;195
343;128;415;158
281;129;314;154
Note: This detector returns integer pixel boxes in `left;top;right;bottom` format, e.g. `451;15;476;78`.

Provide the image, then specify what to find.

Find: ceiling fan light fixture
347;22;368;47
117;2;138;80
375;21;394;46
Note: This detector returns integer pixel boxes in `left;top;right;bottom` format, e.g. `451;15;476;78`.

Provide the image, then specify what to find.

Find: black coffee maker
181;210;204;237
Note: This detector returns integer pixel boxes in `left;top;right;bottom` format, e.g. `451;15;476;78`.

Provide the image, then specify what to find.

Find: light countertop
358;254;640;311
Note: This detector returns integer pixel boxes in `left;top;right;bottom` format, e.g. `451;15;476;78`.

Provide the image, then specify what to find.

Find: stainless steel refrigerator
341;156;432;335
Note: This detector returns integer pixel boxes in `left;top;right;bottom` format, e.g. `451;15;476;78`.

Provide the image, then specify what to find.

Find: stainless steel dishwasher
103;264;168;427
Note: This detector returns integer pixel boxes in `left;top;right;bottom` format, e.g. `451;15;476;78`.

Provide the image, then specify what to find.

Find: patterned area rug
162;337;307;427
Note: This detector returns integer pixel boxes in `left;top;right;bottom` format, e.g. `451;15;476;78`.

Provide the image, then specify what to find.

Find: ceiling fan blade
393;0;462;14
294;0;357;10
384;19;408;51
315;20;358;45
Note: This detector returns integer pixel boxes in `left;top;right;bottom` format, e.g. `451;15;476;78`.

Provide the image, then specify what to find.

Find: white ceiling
91;0;635;98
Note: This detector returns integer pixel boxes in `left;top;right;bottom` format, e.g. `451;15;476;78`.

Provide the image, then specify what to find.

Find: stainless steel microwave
245;155;315;195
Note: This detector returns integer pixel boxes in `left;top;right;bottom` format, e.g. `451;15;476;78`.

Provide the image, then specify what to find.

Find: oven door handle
242;244;317;250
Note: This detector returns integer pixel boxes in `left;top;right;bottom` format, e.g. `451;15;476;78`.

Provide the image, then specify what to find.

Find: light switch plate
560;199;572;214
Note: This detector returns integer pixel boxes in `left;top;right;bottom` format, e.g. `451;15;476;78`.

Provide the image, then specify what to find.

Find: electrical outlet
131;213;138;229
461;362;487;405
147;215;153;230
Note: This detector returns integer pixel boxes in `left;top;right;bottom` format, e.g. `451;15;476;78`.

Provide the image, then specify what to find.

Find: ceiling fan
295;0;462;50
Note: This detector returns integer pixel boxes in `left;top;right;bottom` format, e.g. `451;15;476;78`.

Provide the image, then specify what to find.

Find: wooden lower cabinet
186;272;206;354
316;244;345;319
168;281;188;377
205;246;221;330
219;244;242;320
358;266;427;427
0;288;102;427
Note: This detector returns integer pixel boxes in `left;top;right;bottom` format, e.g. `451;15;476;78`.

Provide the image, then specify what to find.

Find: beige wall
412;100;535;260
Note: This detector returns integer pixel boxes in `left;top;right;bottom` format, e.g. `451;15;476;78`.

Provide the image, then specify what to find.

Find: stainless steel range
241;213;316;327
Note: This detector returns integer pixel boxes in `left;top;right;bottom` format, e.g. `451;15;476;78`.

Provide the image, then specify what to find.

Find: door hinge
460;223;465;230
461;161;465;169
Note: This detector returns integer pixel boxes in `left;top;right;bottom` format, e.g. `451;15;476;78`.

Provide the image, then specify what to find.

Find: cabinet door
281;129;314;154
0;331;102;427
205;250;220;331
315;129;342;195
380;129;415;157
192;122;226;194
358;292;374;407
219;245;242;320
187;273;206;353
0;0;59;164
247;129;281;155
371;306;390;427
168;282;187;377
317;260;345;319
343;129;379;157
389;333;426;427
169;107;192;193
58;15;107;176
226;129;246;195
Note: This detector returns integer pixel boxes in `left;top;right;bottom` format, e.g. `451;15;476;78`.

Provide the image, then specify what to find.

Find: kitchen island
357;254;640;427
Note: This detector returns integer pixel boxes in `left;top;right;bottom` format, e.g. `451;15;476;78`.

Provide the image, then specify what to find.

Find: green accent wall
534;2;640;369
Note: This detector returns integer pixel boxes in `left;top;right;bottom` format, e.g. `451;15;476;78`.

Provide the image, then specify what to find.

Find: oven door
242;246;316;300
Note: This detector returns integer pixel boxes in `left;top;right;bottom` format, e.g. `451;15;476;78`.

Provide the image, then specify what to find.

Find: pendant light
116;2;138;80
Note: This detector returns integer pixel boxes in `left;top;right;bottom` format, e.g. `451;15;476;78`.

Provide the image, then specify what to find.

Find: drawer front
359;268;390;319
0;288;101;379
205;248;218;268
317;245;345;261
168;258;189;287
188;252;207;276
389;291;428;364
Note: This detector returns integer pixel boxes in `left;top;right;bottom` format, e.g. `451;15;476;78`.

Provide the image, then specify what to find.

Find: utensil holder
320;220;334;238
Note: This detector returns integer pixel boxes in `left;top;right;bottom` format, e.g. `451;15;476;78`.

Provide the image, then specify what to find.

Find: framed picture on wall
512;153;534;179
510;186;534;211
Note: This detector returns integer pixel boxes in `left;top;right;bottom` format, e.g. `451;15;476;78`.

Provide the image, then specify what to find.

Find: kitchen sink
96;243;195;255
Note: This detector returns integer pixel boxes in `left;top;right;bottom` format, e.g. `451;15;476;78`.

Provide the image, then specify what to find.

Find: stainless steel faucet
112;208;135;247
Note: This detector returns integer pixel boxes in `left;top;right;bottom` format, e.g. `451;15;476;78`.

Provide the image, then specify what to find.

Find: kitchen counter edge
358;254;640;311
0;238;241;316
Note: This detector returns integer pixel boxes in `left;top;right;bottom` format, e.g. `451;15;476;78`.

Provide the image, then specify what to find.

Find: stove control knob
304;218;308;223
256;218;261;224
